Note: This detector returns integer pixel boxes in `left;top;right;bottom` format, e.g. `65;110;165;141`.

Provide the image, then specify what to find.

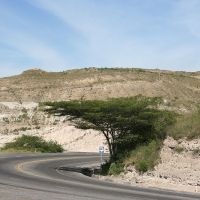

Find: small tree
43;95;175;161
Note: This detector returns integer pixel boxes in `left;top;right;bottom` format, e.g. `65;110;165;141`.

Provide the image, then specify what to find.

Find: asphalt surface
0;152;200;200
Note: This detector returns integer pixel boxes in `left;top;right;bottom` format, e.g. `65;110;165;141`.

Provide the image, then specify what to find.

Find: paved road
0;153;200;200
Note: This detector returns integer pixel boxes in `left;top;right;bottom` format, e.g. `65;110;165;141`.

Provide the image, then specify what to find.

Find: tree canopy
43;95;175;161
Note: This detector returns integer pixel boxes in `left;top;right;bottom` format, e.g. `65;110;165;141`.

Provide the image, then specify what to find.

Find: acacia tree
43;96;175;161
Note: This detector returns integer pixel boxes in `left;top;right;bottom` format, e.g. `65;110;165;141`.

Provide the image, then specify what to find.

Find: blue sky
0;0;200;78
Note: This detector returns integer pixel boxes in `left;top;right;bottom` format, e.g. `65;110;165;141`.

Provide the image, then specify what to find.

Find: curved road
0;153;200;200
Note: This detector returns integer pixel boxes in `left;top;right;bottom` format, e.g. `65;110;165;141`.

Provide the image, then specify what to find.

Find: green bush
1;135;64;153
21;108;27;113
18;113;29;120
138;161;148;172
174;147;185;154
19;127;27;131
125;140;161;172
108;162;124;175
3;117;9;124
193;149;200;155
101;161;124;175
167;111;200;140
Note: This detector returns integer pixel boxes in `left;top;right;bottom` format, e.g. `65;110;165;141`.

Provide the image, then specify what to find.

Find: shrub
19;127;27;131
3;117;9;124
2;129;9;135
108;162;124;175
174;147;185;154
21;108;27;113
193;149;200;155
137;69;145;73
167;111;200;140
1;135;64;153
138;161;148;172
18;114;29;120
125;140;161;172
32;119;39;125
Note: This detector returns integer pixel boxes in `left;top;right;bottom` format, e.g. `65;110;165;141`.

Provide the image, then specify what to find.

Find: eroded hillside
1;68;200;111
0;102;106;151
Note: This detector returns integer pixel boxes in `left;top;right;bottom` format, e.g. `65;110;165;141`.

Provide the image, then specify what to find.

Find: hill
1;68;200;111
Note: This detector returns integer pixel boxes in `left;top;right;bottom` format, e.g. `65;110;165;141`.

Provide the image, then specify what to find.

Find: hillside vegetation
167;108;200;140
0;68;200;111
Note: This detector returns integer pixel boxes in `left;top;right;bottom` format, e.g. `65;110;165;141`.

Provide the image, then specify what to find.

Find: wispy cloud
25;0;157;68
0;1;68;75
26;0;200;71
0;0;200;78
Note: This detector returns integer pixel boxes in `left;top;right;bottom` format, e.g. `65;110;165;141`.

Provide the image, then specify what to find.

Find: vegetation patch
3;117;9;124
124;140;161;172
174;147;185;154
19;127;28;131
167;108;200;140
193;149;200;155
1;135;64;153
108;162;124;175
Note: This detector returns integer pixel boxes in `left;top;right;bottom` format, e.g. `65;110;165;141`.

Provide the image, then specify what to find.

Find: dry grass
167;110;200;140
124;140;161;171
0;68;200;112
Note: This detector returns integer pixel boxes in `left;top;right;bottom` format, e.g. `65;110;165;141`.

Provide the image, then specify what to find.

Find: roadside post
99;146;104;166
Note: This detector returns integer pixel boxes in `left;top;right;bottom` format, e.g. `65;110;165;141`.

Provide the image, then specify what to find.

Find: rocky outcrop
156;137;200;187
